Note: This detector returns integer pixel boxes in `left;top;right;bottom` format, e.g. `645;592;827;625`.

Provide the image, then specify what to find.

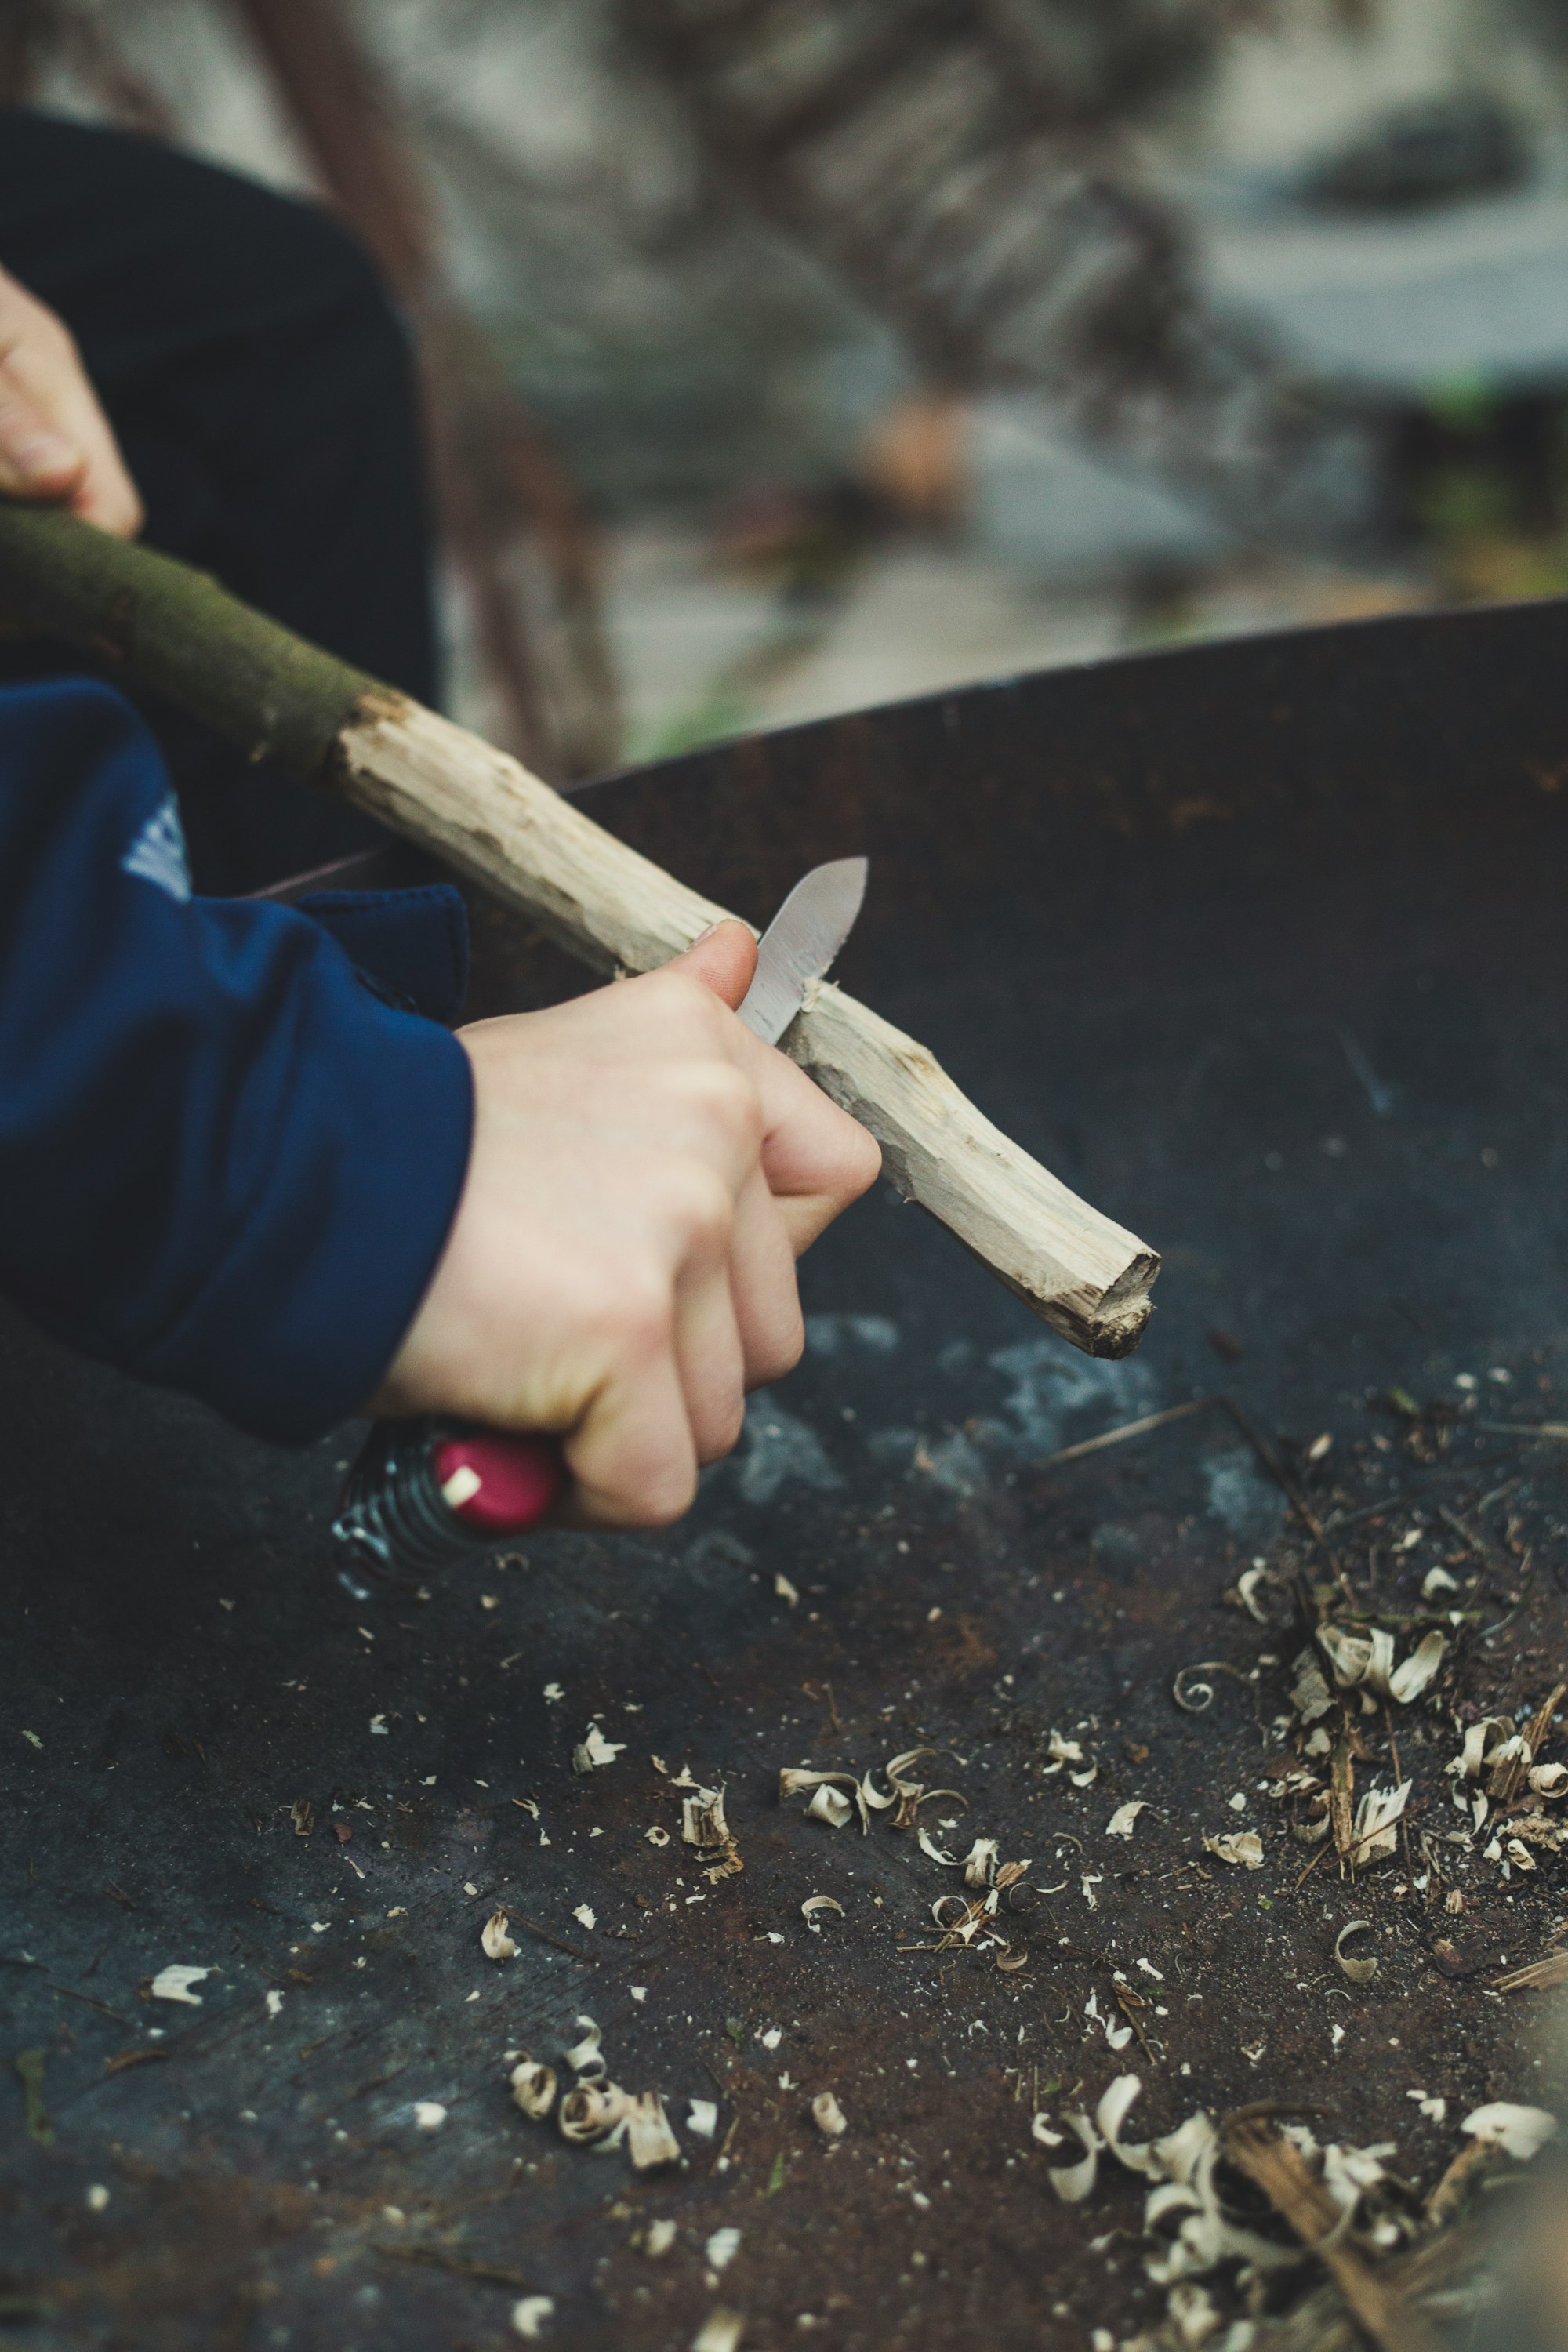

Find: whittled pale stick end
786;982;1159;1358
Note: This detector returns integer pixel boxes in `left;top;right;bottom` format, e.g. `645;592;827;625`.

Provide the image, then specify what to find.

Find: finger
728;1164;805;1386
732;1027;883;1248
560;1343;699;1530
672;1247;748;1465
664;918;757;1011
0;359;85;502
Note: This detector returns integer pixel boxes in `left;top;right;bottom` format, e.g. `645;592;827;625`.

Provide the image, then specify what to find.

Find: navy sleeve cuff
137;975;474;1445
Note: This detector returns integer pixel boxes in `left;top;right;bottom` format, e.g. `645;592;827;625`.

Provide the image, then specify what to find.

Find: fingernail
691;921;720;945
9;431;77;482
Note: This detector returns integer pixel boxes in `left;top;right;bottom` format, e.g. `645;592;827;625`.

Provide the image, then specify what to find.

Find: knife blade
736;855;868;1046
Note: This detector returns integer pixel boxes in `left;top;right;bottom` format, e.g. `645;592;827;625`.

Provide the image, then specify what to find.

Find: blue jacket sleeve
0;677;474;1443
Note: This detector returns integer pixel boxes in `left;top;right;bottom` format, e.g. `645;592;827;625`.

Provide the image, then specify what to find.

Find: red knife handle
332;1417;564;1572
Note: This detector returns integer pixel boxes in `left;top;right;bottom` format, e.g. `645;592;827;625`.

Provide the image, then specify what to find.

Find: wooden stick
0;501;1159;1357
1225;2118;1441;2352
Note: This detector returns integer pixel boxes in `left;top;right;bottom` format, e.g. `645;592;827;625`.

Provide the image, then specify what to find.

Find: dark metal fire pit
6;597;1568;2350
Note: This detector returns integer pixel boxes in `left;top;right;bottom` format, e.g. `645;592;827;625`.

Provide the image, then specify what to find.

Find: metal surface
8;597;1568;2350
736;855;869;1046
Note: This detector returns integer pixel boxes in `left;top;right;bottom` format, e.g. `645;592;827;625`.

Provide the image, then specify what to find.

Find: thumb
665;917;758;1011
0;364;83;499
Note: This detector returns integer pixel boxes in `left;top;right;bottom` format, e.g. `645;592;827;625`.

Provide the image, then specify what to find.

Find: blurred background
11;0;1568;780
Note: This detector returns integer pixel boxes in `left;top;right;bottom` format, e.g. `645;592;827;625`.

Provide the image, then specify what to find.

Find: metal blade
737;855;868;1045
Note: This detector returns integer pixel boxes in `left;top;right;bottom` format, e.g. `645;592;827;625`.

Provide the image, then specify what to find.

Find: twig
1225;2116;1440;2352
1475;1421;1568;1440
375;2245;531;2290
1494;1950;1568;1993
511;1914;593;1963
1042;1396;1212;1468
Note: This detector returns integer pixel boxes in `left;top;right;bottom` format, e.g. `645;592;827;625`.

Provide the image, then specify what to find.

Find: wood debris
509;2061;557;2119
812;2090;848;2139
683;1786;742;1882
1335;1919;1378;1983
572;1723;626;1773
148;1965;212;2005
800;1896;844;1931
1224;2115;1438;2352
1105;1802;1147;1840
1202;1831;1263;1870
482;1907;518;1961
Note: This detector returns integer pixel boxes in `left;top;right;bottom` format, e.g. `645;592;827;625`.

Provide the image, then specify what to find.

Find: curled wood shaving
510;2060;557;2119
918;1827;962;1867
683;1786;742;1882
1045;2111;1102;2202
963;1838;1000;1886
1388;1630;1448;1703
563;2016;607;2079
807;1784;854;1829
626;2090;681;2172
1105;1802;1147;1840
1448;1716;1511;1783
995;1944;1029;1973
1203;1831;1264;1870
1043;1729;1086;1767
780;1768;866;1833
800;1896;844;1930
1317;1623;1447;1704
812;2090;848;2138
1462;2102;1559;2158
1236;1566;1272;1622
482;1908;517;1962
560;2082;634;2147
1529;1762;1568;1796
1350;1780;1412;1867
645;1825;670;1847
1335;1919;1378;1983
572;1723;626;1773
688;2099;719;2138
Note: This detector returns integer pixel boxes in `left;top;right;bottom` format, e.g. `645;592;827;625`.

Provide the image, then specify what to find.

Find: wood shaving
643;2217;677;2256
807;1784;854;1829
1288;1650;1334;1722
1316;1621;1446;1704
800;1896;844;1930
705;2226;741;2273
482;1908;518;1962
1335;1919;1378;1983
812;2090;848;2138
1106;1802;1147;1840
963;1836;1000;1885
1236;1566;1272;1622
691;2310;743;2352
413;2101;447;2130
511;2296;554;2339
687;2098;719;2137
1202;1831;1264;1870
645;1825;670;1847
509;2061;557;2119
559;2082;634;2147
149;1965;212;2005
290;1798;313;1838
572;1724;627;1773
773;1572;799;1606
683;1786;742;1882
563;2017;607;2079
1044;2111;1102;2201
1461;2102;1558;2160
780;1768;866;1833
626;2090;681;2172
919;1827;962;1867
572;1904;597;1932
1350;1779;1412;1867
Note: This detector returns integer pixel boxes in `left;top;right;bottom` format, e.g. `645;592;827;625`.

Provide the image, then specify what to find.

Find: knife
332;857;869;1571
